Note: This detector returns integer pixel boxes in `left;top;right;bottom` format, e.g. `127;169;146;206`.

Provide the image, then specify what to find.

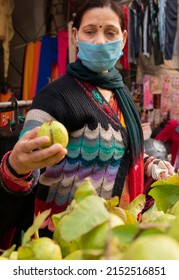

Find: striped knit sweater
0;73;130;238
26;74;129;222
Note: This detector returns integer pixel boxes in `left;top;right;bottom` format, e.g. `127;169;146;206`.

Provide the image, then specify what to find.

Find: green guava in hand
37;120;69;148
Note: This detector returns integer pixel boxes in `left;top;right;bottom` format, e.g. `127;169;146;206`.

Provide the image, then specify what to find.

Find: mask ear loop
75;32;79;50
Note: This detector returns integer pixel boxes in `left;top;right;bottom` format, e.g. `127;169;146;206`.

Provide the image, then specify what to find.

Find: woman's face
72;7;127;48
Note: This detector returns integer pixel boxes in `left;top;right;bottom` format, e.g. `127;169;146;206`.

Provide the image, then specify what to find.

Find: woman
0;0;174;248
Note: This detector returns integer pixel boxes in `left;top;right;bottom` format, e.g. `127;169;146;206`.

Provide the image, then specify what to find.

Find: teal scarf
67;59;144;162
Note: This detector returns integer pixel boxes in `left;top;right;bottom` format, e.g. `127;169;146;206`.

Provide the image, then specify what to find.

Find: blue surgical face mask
77;38;123;73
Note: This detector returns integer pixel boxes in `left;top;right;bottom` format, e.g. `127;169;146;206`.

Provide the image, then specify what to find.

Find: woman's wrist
144;156;156;177
6;153;28;178
8;151;32;176
1;151;32;181
0;151;33;193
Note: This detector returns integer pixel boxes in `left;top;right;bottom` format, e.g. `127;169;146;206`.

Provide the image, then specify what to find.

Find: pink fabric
155;120;179;165
119;5;130;70
57;29;69;76
128;158;144;202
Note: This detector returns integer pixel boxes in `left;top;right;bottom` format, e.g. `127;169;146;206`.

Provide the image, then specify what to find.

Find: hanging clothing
57;29;69;77
22;42;35;100
36;35;58;92
0;0;14;80
158;0;167;53
143;5;150;57
164;0;178;60
149;0;164;65
29;40;42;100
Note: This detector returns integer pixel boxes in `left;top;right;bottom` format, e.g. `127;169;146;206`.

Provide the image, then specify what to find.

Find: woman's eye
85;30;95;35
106;31;116;37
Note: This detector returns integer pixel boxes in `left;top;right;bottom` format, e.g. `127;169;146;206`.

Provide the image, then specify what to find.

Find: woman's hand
8;127;68;175
151;159;175;180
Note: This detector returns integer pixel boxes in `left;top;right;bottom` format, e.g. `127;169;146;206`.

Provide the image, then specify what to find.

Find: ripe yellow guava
18;237;62;260
37;120;69;148
122;234;179;260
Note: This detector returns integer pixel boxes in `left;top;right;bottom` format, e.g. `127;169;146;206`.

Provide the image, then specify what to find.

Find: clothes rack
0;100;32;113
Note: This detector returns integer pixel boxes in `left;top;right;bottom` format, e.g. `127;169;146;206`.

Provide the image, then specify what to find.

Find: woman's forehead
80;7;121;27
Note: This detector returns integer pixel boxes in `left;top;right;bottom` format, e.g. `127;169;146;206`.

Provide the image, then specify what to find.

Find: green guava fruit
81;213;124;251
53;227;81;258
37;120;69;148
18;237;62;260
123;234;179;260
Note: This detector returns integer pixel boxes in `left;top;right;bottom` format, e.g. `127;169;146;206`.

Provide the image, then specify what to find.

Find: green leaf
9;251;18;260
112;224;139;243
2;244;16;258
81;221;109;251
169;200;179;216
53;226;81;258
52;204;74;228
141;202;164;223
22;209;51;246
151;174;179;188
104;196;119;210
126;194;146;221
149;185;179;212
74;179;97;202
57;195;109;241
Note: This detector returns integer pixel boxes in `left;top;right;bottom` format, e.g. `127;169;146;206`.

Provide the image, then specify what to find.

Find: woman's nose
94;33;106;44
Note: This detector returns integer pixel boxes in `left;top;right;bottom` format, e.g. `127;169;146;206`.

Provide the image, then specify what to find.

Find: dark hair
72;0;126;31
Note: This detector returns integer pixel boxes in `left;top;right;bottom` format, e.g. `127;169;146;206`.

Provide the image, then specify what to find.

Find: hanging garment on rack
128;2;140;63
150;0;164;65
58;29;69;77
22;42;35;100
177;0;179;68
0;0;14;80
142;4;151;57
158;0;166;53
29;40;42;100
36;35;58;93
164;0;178;60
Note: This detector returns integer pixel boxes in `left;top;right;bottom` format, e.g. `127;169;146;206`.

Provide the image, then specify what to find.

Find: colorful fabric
36;35;58;92
119;4;130;70
29;40;42;100
22;42;35;100
155;120;179;165
57;29;69;76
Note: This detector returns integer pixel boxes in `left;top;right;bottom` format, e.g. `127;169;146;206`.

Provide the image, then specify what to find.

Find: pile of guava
1;172;179;260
